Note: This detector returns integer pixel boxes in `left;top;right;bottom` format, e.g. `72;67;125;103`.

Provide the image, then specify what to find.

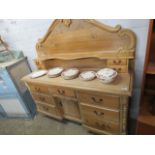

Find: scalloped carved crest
36;19;136;60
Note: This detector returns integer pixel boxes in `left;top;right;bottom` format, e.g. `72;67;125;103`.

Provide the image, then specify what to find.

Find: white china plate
29;70;47;79
62;68;79;80
48;67;64;77
79;71;96;81
96;68;117;80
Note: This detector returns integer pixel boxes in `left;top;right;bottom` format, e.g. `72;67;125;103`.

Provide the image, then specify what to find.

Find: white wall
0;19;53;70
0;19;150;120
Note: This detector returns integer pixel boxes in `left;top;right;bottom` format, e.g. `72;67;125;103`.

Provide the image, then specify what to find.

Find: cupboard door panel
60;99;81;122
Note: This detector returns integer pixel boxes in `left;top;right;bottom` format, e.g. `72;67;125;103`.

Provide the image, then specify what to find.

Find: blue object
0;57;36;119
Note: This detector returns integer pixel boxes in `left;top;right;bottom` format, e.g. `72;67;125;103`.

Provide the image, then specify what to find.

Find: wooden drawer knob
113;68;121;72
59;101;63;107
95;122;111;129
57;89;65;95
118;68;121;72
96;122;105;128
113;60;121;65
94;111;104;116
43;106;49;111
39;97;45;102
91;97;103;104
35;87;41;92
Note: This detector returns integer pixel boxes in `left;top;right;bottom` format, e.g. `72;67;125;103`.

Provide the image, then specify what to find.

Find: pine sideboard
22;19;136;134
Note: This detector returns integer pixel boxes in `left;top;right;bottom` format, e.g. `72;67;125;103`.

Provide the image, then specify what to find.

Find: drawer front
80;104;119;122
78;92;119;110
50;87;76;98
110;65;128;73
37;103;59;116
28;83;49;94
32;93;55;106
107;59;127;65
83;115;120;134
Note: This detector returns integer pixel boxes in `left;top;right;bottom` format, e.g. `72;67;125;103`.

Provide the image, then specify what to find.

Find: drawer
109;65;128;73
49;87;76;98
83;114;120;134
107;59;127;65
80;104;119;122
28;83;49;94
32;93;55;106
78;92;119;110
37;103;59;116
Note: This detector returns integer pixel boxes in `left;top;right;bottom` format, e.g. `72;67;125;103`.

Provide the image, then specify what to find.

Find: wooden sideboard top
22;72;133;96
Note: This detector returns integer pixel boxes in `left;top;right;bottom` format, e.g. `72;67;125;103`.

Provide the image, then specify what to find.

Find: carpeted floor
0;114;91;135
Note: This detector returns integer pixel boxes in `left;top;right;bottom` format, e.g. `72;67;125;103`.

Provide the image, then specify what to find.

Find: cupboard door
60;99;81;122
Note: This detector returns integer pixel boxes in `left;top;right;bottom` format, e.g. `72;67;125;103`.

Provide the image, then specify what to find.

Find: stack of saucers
47;67;64;78
96;68;118;84
61;68;79;80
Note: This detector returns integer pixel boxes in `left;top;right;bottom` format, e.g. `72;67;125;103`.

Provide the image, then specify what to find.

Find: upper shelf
36;19;136;61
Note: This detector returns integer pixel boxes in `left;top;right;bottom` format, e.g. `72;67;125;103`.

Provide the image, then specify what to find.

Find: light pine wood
23;73;133;96
37;103;62;120
78;91;120;110
60;99;81;122
107;59;128;66
28;83;49;94
34;58;128;73
31;93;55;106
49;86;76;98
107;65;128;73
22;19;136;135
34;19;136;74
80;103;120;123
82;115;120;134
36;19;136;60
